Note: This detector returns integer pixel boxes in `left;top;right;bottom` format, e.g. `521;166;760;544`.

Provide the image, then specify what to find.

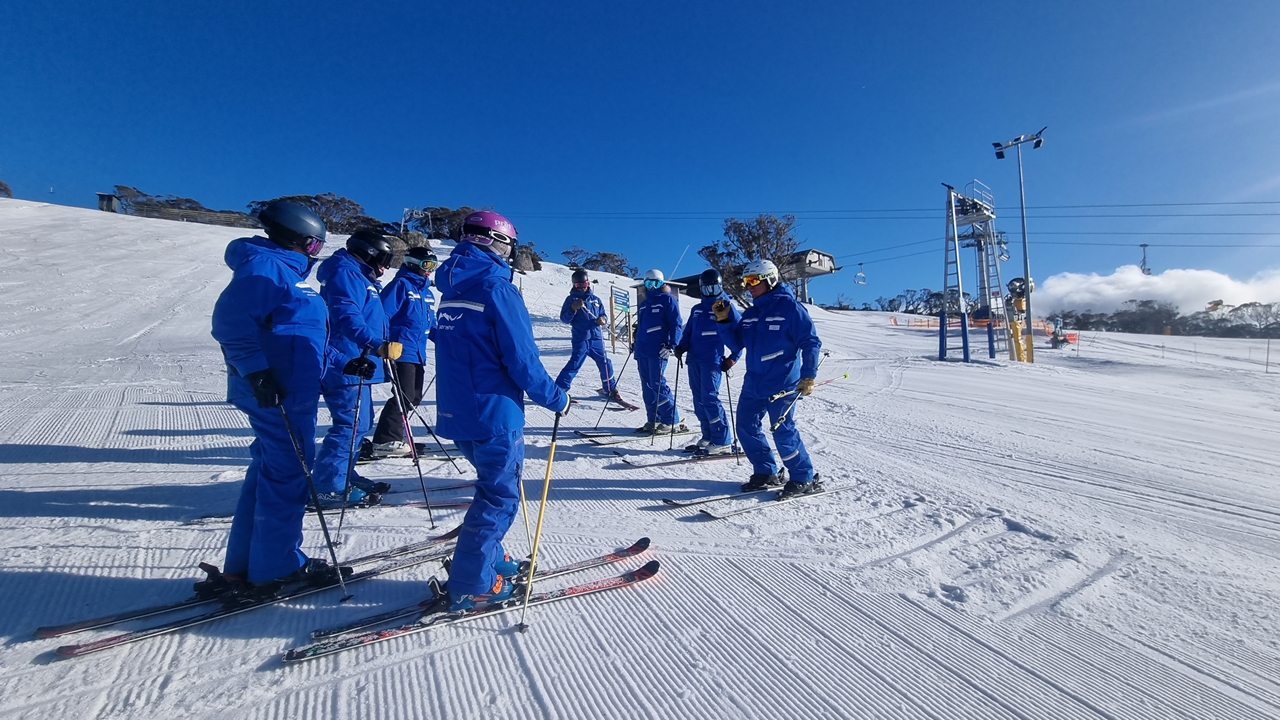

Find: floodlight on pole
993;126;1046;363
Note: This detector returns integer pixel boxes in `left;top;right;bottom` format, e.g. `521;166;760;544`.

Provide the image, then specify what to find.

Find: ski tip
630;537;651;552
629;559;661;581
33;627;59;639
659;498;678;506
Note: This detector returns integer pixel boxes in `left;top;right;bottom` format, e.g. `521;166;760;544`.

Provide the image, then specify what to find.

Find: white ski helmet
742;259;780;289
641;268;665;289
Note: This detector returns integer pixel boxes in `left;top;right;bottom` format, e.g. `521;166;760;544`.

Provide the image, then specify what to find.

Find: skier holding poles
713;259;824;499
431;211;569;611
208;201;349;597
673;268;740;456
553;268;622;403
632;269;685;434
312;229;402;507
369;246;438;459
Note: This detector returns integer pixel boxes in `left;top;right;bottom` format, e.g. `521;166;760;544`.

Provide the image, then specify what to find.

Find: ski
698;485;861;519
35;525;461;639
53;549;455;658
188;495;472;525
283;560;661;663
596;388;640;412
660;486;775;508
569;398;629;412
309;537;651;640
574;429;698;447
614;449;740;469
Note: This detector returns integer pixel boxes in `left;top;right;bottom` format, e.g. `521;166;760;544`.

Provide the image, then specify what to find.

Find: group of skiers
209;200;823;612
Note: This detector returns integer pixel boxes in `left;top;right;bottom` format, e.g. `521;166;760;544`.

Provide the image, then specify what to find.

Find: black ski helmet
257;201;326;254
347;229;395;271
699;268;723;297
571;268;589;284
405;246;438;272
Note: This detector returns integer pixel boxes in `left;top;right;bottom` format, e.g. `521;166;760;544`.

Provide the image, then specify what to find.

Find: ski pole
769;352;828;433
668;356;683;450
403;400;465;475
723;364;740;466
595;348;634;428
279;404;353;602
386;359;436;528
516;412;561;632
336;349;371;543
767;373;848;402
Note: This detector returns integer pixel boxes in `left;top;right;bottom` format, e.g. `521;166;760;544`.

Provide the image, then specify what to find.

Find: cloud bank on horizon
1037;265;1280;315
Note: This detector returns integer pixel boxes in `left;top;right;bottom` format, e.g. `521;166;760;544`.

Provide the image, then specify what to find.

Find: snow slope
1;198;1278;719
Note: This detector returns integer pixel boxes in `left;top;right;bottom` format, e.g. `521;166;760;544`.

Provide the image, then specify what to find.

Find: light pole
993;127;1046;362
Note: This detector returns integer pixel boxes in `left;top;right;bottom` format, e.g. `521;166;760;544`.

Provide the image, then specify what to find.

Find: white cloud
1036;265;1280;314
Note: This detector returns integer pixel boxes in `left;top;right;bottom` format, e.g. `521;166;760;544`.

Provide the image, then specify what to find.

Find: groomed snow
1;198;1278;719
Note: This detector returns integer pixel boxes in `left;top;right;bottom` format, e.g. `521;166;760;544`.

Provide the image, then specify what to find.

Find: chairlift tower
939;184;989;362
958;180;1011;359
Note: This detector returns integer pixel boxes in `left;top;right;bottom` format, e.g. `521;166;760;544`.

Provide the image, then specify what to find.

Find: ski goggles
643;278;664;290
405;256;438;272
701;283;721;297
742;274;767;288
463;229;515;249
301;236;326;258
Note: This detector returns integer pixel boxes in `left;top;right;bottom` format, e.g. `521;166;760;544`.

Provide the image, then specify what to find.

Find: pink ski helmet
461;210;517;247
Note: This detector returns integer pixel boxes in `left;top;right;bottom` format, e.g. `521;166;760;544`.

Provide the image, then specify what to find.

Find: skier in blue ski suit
210;202;337;586
553;269;616;397
674;272;741;452
715;260;822;495
370;247;437;453
312;231;400;501
633;269;683;431
432;211;568;609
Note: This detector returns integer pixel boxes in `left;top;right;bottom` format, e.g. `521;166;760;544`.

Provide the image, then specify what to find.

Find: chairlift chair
854;263;867;285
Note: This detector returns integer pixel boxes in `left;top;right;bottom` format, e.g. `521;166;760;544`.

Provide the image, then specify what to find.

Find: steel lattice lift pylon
940;184;983;361
959;180;1011;359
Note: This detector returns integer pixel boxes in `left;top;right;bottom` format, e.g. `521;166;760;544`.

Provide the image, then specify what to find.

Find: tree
698;213;801;305
247;193;394;235
561;245;637;277
0;180;11;198
113;185;256;227
1229;302;1280;332
403;206;479;240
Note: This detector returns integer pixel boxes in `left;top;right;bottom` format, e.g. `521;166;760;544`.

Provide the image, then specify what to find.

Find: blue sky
4;1;1280;310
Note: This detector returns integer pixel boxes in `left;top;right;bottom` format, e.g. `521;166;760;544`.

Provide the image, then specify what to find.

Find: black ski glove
672;346;686;361
720;357;736;373
244;369;284;409
342;356;377;380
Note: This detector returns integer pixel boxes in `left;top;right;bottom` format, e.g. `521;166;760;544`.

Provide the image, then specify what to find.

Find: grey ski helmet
571;268;589;285
257;201;327;256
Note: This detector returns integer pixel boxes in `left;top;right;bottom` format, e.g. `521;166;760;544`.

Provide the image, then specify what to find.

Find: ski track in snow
1;200;1279;718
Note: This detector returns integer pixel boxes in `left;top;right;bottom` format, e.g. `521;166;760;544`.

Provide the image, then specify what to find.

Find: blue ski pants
736;391;814;482
313;381;373;494
449;429;524;596
555;336;615;394
224;374;312;583
636;355;680;425
688;361;732;446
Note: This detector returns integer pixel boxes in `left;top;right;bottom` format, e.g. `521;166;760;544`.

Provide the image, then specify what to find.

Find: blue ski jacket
677;293;742;366
211;236;332;393
634;287;683;359
381;266;436;365
559;288;608;343
716;285;822;398
316;248;389;386
432;242;568;441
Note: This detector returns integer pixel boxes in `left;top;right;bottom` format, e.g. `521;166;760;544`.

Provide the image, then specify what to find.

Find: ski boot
350;474;392;496
309;487;370;510
191;562;245;600
777;473;824;501
634;421;657;434
448;575;514;612
683;440;710;454
694;443;733;457
372;440;413;458
654;421;687;434
741;470;785;493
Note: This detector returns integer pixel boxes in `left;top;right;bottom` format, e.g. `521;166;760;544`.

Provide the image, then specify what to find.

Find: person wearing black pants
370;247;438;458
